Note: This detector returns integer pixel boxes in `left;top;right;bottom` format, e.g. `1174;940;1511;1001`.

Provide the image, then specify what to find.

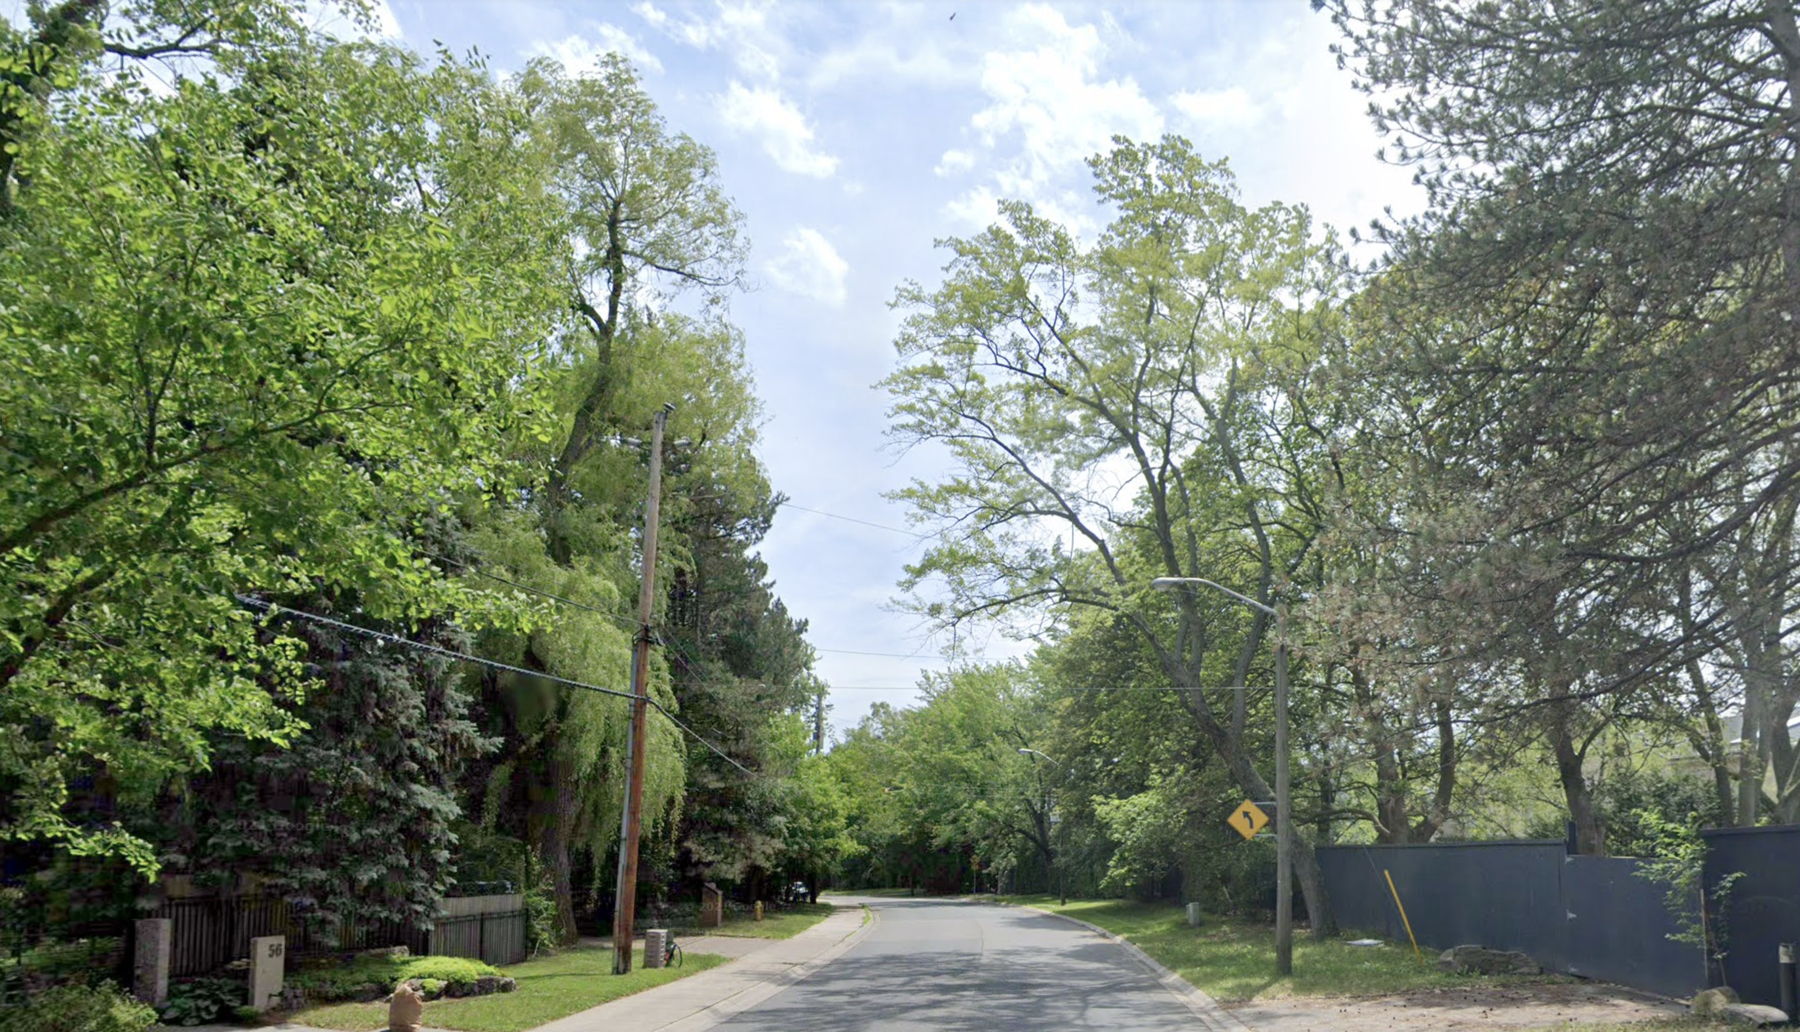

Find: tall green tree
1323;0;1800;839
0;23;556;870
884;136;1347;930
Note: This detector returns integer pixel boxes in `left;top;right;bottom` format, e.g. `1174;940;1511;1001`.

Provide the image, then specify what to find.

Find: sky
386;0;1425;740
19;0;1426;738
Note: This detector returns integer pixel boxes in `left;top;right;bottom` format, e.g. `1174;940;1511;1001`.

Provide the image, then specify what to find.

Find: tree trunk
1549;701;1605;855
531;750;581;944
1198;713;1338;935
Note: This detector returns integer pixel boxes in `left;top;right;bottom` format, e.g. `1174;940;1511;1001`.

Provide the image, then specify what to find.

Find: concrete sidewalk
533;906;873;1032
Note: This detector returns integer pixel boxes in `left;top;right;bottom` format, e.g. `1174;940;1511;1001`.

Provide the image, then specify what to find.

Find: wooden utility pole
612;404;672;975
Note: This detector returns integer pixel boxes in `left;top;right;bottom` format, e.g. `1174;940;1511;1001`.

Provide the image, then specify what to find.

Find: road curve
709;895;1211;1032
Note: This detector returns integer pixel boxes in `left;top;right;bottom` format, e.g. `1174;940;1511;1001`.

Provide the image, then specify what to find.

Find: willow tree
452;53;753;941
884;137;1347;932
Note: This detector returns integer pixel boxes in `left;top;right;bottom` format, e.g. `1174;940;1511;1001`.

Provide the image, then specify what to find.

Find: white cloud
635;0;784;81
944;4;1161;228
944;184;1001;228
717;82;838;178
631;1;670;32
533;23;664;75
1170;86;1261;128
934;149;976;177
808;36;967;90
764;227;849;306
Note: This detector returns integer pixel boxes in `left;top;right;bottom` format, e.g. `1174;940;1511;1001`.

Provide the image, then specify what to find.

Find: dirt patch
1228;980;1685;1031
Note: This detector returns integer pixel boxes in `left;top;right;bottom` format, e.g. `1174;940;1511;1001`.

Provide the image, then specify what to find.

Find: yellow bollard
1383;868;1422;960
754;900;764;922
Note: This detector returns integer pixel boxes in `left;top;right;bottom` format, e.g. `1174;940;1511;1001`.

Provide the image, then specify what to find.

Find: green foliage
0;28;557;869
395;956;498;984
519;853;560;959
0;936;123;985
0;982;154;1032
1634;809;1740;968
156;977;242;1027
287;954;499;1001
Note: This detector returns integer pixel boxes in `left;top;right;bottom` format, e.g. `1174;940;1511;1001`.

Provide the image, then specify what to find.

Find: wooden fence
153;893;522;977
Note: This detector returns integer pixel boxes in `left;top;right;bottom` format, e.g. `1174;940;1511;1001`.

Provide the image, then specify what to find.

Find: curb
982;899;1251;1032
653;904;878;1032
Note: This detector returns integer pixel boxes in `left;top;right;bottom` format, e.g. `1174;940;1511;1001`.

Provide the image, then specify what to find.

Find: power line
819;684;1275;693
238;596;755;776
781;503;923;538
813;646;949;659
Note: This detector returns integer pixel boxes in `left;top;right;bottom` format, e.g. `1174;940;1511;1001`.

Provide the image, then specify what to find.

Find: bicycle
663;929;683;968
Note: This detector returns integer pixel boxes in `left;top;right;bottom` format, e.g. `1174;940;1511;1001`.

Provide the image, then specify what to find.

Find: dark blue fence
1318;840;1705;999
1703;825;1800;1008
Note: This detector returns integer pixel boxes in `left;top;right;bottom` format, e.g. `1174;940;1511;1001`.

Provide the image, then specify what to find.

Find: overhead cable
236;596;755;776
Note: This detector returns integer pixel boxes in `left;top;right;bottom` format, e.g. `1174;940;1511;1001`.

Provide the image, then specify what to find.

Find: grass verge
696;902;836;940
285;946;725;1032
984;895;1553;1004
1526;1015;1706;1022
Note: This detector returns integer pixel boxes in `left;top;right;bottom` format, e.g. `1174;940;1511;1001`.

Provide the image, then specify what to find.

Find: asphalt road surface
710;895;1209;1031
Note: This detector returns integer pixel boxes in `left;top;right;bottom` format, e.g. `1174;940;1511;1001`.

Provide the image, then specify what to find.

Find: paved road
709;896;1209;1032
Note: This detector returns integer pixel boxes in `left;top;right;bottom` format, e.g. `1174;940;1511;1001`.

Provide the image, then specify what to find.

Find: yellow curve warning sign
1228;799;1269;841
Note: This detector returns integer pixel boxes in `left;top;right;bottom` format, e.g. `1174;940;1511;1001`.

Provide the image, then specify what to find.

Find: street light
1150;576;1293;976
1016;748;1067;905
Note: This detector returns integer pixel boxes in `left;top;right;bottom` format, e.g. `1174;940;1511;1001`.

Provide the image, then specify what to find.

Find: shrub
157;976;244;1027
0;982;156;1032
394;956;497;984
286;954;499;1001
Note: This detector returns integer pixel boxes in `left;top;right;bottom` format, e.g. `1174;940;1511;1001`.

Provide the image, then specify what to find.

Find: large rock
498;977;517;993
1721;1003;1791;1027
1435;945;1542;975
473;975;504;996
1691;986;1740;1017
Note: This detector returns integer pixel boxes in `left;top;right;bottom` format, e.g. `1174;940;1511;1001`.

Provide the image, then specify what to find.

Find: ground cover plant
290;946;725;1032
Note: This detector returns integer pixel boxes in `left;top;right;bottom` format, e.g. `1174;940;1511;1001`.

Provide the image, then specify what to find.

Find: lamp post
1016;748;1066;905
1150;576;1292;976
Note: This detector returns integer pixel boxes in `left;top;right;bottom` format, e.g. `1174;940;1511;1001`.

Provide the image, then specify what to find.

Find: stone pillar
132;918;172;1006
1185;902;1203;928
249;935;285;1012
700;883;723;928
753;901;764;922
645;928;667;969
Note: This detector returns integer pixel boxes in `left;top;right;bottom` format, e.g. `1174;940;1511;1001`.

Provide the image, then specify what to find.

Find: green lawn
698;901;836;940
285;946;725;1032
985;895;1553;1004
